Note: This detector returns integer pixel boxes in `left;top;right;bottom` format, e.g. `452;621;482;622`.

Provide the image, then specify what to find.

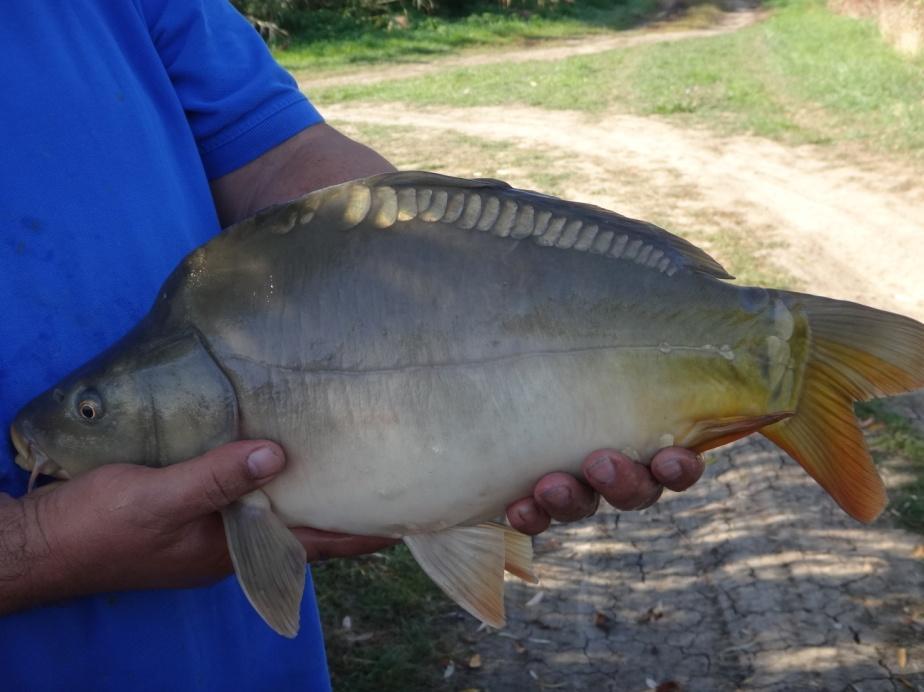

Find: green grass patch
313;545;463;691
274;0;658;72
857;399;924;532
313;0;924;160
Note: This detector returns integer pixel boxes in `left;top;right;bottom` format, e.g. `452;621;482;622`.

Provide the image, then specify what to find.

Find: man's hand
506;447;705;535
0;441;394;615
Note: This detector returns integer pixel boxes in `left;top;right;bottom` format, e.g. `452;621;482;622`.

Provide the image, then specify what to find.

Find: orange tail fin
762;294;924;522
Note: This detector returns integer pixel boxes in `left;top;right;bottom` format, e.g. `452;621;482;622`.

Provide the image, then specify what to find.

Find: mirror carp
11;172;924;636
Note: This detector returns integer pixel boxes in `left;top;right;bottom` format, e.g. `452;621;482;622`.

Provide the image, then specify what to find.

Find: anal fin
679;412;793;454
404;523;537;628
485;521;539;584
222;490;307;638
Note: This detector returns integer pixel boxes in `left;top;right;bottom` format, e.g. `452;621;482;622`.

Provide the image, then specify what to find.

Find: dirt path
296;10;761;91
312;26;924;691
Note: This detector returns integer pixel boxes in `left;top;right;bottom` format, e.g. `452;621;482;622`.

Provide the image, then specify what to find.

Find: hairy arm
210;123;396;227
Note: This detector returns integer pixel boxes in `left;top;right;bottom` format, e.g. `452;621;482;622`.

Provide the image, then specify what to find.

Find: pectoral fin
404;522;536;629
221;490;307;638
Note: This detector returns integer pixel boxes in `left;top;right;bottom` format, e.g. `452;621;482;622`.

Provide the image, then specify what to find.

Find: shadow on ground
451;434;924;691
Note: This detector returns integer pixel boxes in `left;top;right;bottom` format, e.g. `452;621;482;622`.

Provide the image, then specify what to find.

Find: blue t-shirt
1;2;331;690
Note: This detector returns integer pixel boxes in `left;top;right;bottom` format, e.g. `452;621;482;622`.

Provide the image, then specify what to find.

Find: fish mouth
9;422;71;492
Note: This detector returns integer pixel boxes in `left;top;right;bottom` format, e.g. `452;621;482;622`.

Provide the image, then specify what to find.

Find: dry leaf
898;647;908;669
912;545;924;559
343;632;373;644
536;537;562;553
656;682;682;692
638;605;665;624
897;675;917;690
468;653;482;669
594;610;611;632
514;640;527;655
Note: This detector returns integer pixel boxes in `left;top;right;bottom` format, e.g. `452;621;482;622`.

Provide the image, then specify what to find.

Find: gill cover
133;329;240;466
12;329;238;477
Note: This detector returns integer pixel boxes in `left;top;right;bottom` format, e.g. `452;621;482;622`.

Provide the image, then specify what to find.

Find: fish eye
76;390;103;422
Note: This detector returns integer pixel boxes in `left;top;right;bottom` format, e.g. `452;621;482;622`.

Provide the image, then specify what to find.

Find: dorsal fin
252;171;733;279
349;171;733;279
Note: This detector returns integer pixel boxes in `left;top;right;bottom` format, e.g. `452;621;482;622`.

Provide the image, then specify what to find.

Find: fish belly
253;345;742;537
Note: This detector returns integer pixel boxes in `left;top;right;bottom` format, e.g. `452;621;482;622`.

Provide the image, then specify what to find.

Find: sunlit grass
313;546;459;692
314;0;924;161
858;400;924;533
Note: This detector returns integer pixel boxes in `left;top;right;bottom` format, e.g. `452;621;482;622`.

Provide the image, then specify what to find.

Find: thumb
151;440;286;523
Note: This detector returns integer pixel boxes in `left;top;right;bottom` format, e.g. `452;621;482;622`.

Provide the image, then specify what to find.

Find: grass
857;400;924;533
312;545;462;691
274;0;658;72
312;0;924;161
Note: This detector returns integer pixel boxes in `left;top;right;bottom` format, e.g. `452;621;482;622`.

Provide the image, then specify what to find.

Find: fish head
11;329;239;486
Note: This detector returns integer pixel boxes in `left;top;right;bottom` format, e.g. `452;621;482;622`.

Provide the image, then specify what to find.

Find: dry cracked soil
301;11;924;691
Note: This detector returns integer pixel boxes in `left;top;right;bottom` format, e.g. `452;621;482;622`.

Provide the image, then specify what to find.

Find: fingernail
587;457;615;486
658;458;682;482
247;446;283;479
540;485;572;509
516;504;538;525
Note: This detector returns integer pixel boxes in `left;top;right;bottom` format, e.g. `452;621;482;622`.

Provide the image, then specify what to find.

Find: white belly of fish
253;348;685;537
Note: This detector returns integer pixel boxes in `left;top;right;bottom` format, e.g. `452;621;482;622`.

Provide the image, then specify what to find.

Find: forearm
210;123;396;227
0;497;65;614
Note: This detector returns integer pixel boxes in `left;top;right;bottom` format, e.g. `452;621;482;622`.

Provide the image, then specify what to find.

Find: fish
10;171;924;637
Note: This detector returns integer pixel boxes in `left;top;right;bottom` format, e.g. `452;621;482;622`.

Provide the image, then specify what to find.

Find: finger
26;480;67;498
582;449;662;511
533;472;599;523
650;447;705;492
505;497;551;535
289;527;398;561
151;440;286;523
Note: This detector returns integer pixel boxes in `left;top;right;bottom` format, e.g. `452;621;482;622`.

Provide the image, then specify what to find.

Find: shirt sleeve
140;0;323;179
